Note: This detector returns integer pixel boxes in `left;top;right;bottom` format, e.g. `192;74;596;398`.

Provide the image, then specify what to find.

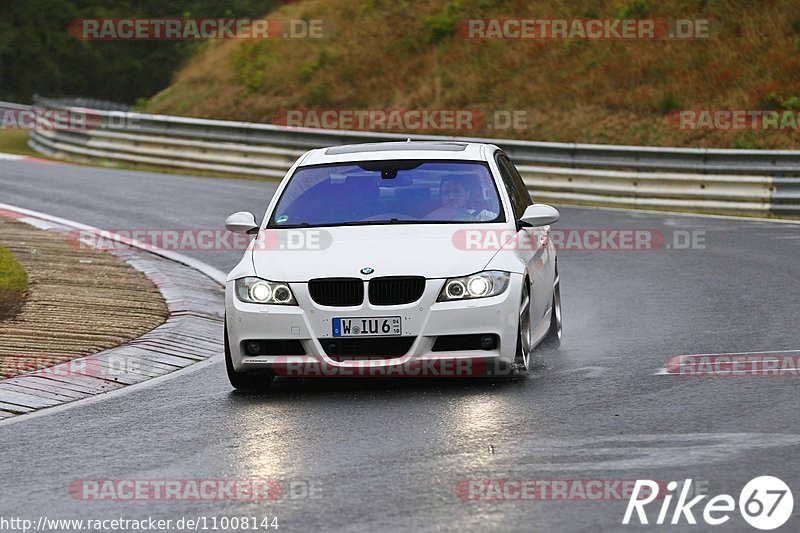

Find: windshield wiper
338;219;404;226
273;219;418;229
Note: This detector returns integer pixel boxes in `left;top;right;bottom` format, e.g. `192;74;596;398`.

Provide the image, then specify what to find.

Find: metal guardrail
24;96;800;218
30;95;130;112
0;101;32;111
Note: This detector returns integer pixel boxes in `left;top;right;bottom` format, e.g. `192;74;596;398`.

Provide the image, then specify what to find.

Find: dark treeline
0;0;282;104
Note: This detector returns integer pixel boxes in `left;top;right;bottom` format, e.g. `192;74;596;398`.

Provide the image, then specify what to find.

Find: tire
540;269;563;350
225;321;274;392
547;271;562;347
514;279;533;373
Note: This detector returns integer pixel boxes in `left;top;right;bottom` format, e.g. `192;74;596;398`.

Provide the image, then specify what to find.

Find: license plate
332;316;401;337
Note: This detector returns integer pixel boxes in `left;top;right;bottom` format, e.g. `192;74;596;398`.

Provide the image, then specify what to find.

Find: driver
438;175;497;221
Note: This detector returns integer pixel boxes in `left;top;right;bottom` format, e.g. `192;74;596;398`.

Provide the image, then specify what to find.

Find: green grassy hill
145;0;800;148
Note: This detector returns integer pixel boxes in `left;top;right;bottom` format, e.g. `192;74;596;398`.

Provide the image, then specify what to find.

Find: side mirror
519;204;560;227
225;211;259;234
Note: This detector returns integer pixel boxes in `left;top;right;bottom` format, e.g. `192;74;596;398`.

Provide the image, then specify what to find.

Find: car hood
250;224;508;281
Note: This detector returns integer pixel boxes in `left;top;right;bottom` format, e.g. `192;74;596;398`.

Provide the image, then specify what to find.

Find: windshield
268;160;505;228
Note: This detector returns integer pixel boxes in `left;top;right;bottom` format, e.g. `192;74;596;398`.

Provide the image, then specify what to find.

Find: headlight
437;271;510;302
235;277;297;305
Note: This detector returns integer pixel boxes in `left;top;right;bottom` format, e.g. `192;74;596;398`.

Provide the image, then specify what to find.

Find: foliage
0;0;283;104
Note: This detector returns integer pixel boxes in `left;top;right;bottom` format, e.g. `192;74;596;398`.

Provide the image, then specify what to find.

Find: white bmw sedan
224;141;562;390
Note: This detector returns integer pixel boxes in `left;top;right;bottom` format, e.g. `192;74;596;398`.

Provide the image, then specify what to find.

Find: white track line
0;357;221;427
0;153;28;161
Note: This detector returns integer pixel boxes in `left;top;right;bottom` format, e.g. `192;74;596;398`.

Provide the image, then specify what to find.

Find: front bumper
225;274;523;377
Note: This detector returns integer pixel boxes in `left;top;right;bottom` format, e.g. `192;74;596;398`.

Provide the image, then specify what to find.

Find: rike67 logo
623;477;794;530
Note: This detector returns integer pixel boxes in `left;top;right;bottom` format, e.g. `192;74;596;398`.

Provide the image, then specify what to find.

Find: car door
495;152;554;335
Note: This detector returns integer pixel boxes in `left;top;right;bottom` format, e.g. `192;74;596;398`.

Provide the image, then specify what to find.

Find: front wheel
225;322;274;392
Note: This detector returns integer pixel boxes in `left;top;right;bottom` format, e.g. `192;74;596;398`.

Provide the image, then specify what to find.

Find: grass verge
0;244;28;320
0;130;40;158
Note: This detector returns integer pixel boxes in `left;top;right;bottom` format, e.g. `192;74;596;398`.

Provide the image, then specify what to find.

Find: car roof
299;141;498;166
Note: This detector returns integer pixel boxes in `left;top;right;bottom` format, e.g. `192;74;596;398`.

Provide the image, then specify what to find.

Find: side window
496;153;529;220
507;156;533;211
495;154;517;216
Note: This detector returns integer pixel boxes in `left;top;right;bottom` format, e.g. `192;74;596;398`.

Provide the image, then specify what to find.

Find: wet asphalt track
1;159;799;532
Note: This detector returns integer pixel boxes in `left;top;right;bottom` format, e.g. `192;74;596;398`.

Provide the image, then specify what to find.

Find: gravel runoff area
0;214;168;379
0;206;224;418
